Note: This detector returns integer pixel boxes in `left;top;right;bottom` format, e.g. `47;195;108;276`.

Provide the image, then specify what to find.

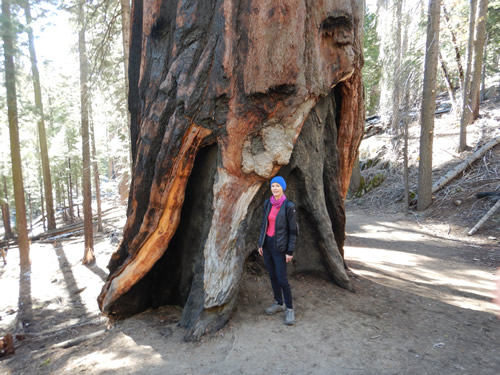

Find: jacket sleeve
286;201;297;255
258;200;270;248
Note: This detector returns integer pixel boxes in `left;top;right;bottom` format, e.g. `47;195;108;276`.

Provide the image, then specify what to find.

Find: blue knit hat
270;176;286;191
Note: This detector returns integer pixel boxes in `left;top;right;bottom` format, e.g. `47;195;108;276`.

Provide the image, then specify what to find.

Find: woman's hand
286;254;293;263
258;247;263;256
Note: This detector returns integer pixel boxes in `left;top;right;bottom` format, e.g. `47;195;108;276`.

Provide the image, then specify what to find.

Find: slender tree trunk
2;0;30;265
67;158;75;223
417;0;441;211
120;0;132;171
480;32;488;102
459;0;478;152
390;0;403;133
1;176;13;239
1;199;12;239
470;0;488;121
39;173;46;232
442;4;465;90
439;51;456;107
27;192;32;234
23;0;56;231
89;106;103;232
78;1;95;264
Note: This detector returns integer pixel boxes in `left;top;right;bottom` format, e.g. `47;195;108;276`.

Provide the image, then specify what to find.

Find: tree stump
98;0;365;340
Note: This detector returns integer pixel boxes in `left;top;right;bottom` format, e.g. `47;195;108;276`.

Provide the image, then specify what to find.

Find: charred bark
99;0;364;340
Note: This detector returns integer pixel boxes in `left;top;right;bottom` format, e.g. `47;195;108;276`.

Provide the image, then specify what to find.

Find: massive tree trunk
98;0;365;340
24;0;56;231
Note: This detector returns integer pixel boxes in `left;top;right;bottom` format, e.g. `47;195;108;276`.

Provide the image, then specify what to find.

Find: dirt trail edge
1;208;499;375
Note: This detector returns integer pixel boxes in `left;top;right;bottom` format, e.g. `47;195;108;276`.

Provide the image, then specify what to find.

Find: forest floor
1;99;500;374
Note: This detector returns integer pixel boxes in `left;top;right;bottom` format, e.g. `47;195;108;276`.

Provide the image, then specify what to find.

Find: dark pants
263;235;293;309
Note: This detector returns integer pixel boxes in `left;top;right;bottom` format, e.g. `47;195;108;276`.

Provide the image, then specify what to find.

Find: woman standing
258;176;298;325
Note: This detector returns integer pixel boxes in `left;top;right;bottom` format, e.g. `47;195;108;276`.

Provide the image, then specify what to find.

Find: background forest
1;0;499;254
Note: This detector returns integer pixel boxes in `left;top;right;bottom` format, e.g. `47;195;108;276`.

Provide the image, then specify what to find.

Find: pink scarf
270;194;287;210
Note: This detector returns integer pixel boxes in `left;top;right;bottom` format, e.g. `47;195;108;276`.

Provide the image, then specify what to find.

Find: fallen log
432;136;500;195
467;198;500;236
50;330;107;349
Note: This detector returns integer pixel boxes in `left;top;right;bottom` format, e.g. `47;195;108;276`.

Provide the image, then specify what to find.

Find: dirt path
1;209;499;374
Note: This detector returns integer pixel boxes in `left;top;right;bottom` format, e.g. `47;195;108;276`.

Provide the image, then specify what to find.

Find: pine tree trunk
67;158;75;223
24;0;56;231
470;0;488;121
78;1;95;264
39;174;46;232
90;112;103;232
442;5;465;89
459;0;477;152
439;52;456;107
120;0;132;172
390;0;403;133
417;0;441;211
98;0;365;340
1;176;13;239
2;0;30;265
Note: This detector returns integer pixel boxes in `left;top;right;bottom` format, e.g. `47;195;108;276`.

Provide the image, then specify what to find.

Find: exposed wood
0;333;15;357
467;198;500;235
50;330;107;349
432;136;500;195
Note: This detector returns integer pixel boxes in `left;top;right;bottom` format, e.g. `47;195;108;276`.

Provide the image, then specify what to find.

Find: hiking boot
285;308;295;325
265;302;286;315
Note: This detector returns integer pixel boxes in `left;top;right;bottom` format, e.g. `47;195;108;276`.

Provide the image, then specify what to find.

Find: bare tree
78;0;95;264
23;0;56;230
417;0;441;211
2;0;30;265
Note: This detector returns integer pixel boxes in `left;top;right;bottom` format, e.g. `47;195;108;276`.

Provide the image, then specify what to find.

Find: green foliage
485;1;500;76
363;11;381;115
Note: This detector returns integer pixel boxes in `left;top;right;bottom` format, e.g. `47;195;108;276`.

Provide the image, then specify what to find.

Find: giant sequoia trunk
98;0;365;340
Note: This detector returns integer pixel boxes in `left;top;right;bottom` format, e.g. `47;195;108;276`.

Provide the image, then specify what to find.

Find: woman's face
271;183;284;199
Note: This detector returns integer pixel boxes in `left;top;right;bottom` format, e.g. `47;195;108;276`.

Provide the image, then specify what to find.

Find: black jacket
258;199;297;255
